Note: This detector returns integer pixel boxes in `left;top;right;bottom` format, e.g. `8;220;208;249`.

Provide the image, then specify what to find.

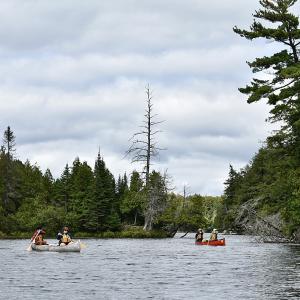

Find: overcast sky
1;0;295;195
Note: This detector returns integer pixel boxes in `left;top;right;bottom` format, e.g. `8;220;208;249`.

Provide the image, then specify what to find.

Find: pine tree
233;0;300;153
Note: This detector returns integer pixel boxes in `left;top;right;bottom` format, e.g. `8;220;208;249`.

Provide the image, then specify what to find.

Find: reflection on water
0;235;299;300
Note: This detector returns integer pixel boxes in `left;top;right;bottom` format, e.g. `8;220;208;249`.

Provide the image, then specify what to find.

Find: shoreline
0;229;170;240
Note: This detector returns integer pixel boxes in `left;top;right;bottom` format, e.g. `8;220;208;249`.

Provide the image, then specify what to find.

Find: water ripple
0;236;299;299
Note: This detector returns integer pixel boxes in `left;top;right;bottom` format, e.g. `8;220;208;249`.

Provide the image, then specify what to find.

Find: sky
0;0;295;195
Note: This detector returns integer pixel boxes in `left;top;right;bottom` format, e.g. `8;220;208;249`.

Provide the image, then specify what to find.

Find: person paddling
210;229;218;241
34;228;48;245
195;228;204;242
57;226;72;246
30;226;42;242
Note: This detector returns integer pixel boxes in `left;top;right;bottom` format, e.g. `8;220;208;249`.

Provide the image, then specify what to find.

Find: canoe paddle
79;240;87;249
26;229;40;252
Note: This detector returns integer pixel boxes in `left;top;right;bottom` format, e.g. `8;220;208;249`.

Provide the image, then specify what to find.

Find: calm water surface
0;235;299;300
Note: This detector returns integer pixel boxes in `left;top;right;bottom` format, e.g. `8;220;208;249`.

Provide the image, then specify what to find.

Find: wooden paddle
26;229;40;251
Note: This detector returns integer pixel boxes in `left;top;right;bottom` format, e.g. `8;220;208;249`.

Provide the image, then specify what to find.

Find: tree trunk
134;211;137;225
180;232;189;238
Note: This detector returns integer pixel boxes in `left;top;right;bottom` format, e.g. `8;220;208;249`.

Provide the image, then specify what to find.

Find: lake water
0;235;299;299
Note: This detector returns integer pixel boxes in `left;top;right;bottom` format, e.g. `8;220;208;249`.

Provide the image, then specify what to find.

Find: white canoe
31;241;81;252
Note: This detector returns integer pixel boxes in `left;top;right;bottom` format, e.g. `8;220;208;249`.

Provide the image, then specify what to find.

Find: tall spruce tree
43;168;54;204
58;164;71;212
85;152;120;232
3;126;16;160
2;127;18;214
69;158;94;231
88;152;109;231
116;173;128;216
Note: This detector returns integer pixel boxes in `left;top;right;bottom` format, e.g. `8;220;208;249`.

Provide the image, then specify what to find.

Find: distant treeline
0;126;222;237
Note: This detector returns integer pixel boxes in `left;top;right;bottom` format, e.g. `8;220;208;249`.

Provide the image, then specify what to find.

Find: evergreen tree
54;164;71;212
3;126;16;159
121;171;144;225
69;158;94;231
43;168;54;204
224;165;242;209
87;152;109;232
116;173;129;218
20;160;44;199
227;0;300;238
85;152;120;232
233;0;300;154
1;127;19;214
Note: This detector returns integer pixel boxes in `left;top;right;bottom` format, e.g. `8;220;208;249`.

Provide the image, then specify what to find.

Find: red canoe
195;238;226;246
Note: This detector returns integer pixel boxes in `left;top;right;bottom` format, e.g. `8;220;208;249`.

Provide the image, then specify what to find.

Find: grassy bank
0;227;169;240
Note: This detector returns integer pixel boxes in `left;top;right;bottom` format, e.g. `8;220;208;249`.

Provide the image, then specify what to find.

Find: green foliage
220;145;300;235
0;129;124;235
224;0;300;237
159;193;221;232
0;126;219;238
121;170;144;225
234;0;300;154
144;171;169;230
202;196;224;228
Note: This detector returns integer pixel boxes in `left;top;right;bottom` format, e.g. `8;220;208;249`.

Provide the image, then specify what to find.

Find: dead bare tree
126;84;165;230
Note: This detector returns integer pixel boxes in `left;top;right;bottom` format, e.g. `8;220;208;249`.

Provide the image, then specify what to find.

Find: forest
216;0;300;241
0;126;222;238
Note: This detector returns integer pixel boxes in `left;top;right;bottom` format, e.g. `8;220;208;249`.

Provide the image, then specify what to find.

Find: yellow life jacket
62;233;71;244
210;233;218;241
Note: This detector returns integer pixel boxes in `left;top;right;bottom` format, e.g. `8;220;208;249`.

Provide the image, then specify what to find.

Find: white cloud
0;0;289;194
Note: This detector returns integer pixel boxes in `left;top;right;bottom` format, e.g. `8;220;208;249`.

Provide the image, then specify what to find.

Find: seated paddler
195;228;204;242
210;228;218;241
34;228;48;245
57;226;72;246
